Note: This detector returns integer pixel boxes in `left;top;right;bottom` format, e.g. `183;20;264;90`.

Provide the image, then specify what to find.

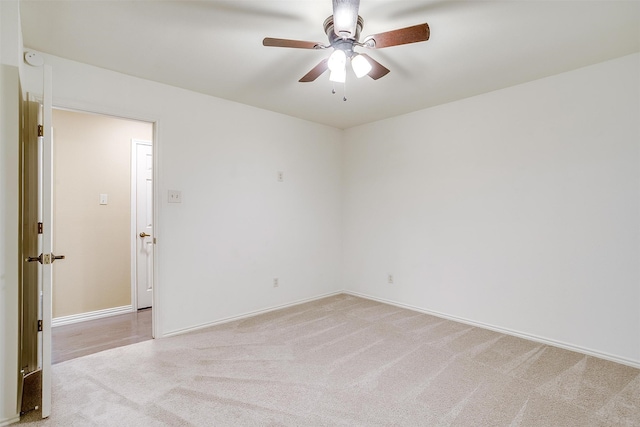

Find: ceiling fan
263;0;430;86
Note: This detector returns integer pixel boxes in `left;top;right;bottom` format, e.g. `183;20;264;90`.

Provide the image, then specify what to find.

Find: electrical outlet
388;274;394;285
168;190;182;203
273;277;279;288
277;171;284;182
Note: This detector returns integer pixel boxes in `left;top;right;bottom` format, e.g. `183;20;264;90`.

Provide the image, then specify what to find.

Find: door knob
51;253;65;262
26;254;43;263
25;253;65;264
139;232;151;238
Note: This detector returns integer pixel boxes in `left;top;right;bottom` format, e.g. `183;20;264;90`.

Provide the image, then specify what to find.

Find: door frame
130;138;153;311
50;102;159;342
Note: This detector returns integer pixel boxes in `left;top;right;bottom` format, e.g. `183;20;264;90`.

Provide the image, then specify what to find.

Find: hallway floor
52;308;152;364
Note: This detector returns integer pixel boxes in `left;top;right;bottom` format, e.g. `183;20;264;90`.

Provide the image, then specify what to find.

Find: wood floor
52;308;152;364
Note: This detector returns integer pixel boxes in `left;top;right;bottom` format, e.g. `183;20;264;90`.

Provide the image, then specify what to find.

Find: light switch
99;194;108;205
168;190;182;203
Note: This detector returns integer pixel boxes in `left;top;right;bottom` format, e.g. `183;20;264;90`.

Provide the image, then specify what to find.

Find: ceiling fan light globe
327;49;347;72
352;54;372;78
329;69;346;83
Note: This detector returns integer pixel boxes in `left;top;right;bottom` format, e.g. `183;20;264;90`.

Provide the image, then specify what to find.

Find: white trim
151;121;158;339
0;415;20;427
162;291;343;338
52;305;134;327
51;99;157;125
344;290;640;369
130;141;137;311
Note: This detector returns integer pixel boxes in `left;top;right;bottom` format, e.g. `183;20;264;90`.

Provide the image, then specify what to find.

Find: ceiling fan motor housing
324;15;364;56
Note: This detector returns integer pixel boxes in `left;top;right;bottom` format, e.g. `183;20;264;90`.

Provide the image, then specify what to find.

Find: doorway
50;109;154;357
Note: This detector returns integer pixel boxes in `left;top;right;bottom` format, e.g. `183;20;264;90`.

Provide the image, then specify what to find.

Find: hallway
52;309;152;364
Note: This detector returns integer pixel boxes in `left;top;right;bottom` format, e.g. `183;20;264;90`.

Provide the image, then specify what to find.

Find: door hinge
37;320;43;332
37;125;44;137
37;222;43;234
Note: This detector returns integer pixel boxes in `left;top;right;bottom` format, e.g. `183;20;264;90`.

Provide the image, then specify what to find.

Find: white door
41;65;54;418
20;67;54;419
134;141;153;309
19;95;43;414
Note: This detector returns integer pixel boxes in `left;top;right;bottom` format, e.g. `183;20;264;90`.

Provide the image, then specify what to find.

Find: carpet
19;294;640;426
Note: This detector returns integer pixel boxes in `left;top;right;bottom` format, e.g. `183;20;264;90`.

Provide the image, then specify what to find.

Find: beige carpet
20;294;640;426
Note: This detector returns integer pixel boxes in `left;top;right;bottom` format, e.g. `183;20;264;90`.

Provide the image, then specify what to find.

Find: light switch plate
168;190;182;203
99;194;108;205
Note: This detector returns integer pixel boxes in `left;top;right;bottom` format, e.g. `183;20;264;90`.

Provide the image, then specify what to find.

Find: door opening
19;70;158;421
48;109;155;363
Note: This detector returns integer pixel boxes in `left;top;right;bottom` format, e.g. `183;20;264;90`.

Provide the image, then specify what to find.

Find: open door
133;140;153;309
19;93;43;417
20;65;56;419
41;64;55;419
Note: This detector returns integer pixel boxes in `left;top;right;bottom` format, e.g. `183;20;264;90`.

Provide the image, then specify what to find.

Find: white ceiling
20;0;640;129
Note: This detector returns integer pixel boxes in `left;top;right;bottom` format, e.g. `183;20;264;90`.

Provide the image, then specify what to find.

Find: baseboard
0;414;20;426
345;290;640;370
52;305;134;327
163;291;344;338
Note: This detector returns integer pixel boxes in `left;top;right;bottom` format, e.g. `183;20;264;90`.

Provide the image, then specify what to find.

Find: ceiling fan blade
360;54;390;80
299;58;330;82
332;0;360;38
263;38;322;49
363;23;430;49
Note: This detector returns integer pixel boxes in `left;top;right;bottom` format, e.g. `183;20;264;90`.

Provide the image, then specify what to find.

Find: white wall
343;53;640;366
20;52;343;337
7;34;637;427
0;1;22;424
0;64;21;427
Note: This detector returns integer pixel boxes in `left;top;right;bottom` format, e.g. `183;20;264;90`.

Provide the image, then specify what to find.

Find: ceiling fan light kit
327;49;347;73
351;54;372;78
262;0;430;98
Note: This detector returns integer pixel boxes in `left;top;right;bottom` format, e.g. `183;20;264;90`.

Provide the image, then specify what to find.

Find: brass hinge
37;222;43;234
37;125;44;137
37;320;43;332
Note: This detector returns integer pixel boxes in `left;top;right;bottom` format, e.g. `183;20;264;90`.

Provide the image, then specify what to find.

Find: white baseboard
0;414;20;426
52;305;134;327
344;290;640;370
162;291;343;338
